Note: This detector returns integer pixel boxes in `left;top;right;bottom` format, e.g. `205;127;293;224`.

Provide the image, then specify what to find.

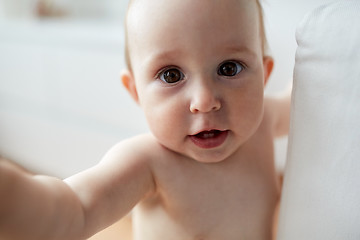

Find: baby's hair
124;0;268;72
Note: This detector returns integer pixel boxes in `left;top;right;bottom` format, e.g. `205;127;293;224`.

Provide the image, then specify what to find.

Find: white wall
0;0;334;178
0;0;129;20
0;19;148;177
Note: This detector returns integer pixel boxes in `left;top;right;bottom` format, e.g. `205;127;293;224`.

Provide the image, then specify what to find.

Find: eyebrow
145;49;183;65
144;45;258;68
222;45;258;58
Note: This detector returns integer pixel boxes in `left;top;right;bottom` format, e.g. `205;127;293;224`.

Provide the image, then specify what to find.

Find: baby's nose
189;80;221;113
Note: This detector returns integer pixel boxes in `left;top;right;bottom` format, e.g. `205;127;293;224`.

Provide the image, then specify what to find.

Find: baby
0;0;291;239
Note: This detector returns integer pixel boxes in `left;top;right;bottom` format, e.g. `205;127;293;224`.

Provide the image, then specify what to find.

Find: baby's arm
0;158;85;240
0;136;155;240
265;85;292;137
65;137;156;237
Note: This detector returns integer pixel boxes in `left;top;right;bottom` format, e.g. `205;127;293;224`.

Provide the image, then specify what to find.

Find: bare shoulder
100;133;166;166
94;133;166;189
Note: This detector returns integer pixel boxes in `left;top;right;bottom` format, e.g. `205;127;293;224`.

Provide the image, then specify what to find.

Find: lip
189;130;229;149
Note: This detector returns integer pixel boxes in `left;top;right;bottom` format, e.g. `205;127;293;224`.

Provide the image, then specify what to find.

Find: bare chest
133;147;279;240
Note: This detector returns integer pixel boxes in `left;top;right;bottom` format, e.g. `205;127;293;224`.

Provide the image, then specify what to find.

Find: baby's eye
218;61;244;77
159;68;184;84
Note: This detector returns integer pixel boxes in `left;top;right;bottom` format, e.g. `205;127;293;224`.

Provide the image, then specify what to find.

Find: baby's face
125;0;271;163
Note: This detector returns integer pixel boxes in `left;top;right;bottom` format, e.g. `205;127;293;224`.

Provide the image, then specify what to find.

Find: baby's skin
0;0;291;239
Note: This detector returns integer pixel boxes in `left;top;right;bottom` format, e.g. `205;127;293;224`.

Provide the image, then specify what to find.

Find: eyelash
217;60;246;77
155;66;185;84
155;60;246;84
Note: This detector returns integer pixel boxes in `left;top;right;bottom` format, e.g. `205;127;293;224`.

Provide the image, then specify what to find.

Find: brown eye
160;68;184;83
218;61;244;76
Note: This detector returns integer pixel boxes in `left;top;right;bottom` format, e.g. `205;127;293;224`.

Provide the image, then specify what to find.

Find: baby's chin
184;147;238;164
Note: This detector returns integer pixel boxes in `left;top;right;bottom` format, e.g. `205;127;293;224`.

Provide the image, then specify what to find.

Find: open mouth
189;130;228;149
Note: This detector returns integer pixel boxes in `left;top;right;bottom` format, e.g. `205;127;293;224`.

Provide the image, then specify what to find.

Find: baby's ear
121;69;139;104
263;56;274;86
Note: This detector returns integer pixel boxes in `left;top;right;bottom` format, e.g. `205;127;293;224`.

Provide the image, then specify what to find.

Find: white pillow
277;1;360;239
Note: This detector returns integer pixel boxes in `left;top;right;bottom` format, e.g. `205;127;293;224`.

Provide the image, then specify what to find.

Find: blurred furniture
277;1;360;239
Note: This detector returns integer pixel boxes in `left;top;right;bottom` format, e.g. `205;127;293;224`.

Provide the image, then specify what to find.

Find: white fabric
277;1;360;239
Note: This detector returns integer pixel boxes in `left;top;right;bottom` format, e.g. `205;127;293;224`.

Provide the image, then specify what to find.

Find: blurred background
0;0;333;178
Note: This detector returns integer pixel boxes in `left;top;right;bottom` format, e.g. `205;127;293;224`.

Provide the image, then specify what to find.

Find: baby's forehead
127;0;259;20
124;0;264;69
126;0;260;33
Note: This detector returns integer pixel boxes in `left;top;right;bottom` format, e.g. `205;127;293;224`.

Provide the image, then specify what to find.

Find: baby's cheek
145;105;177;135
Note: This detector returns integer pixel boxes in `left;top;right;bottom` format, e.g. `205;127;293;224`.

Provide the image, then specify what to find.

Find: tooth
203;132;214;138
